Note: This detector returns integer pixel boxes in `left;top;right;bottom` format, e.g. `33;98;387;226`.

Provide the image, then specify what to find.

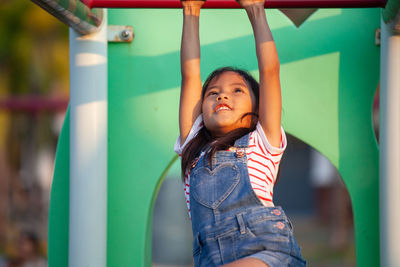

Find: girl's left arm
241;0;282;148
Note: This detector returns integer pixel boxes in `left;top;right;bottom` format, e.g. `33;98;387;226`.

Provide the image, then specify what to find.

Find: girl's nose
217;94;228;101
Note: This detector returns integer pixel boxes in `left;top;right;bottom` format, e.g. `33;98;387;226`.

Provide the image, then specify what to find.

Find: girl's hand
236;0;265;8
182;0;205;15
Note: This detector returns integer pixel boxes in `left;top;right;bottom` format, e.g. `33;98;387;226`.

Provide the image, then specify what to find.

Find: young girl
174;0;306;266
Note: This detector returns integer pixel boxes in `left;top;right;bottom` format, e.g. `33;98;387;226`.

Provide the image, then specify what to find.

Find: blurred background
0;1;381;267
0;1;68;266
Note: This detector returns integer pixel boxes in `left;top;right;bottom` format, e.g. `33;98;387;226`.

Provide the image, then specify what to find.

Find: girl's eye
207;91;218;96
234;88;243;93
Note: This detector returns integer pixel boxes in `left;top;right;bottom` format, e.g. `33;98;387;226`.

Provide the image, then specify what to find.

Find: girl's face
202;71;256;136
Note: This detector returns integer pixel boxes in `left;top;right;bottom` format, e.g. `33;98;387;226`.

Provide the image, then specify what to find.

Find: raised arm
240;0;282;147
179;1;204;145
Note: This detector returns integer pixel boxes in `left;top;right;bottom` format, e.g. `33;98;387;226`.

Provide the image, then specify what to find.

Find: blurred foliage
0;0;69;96
0;0;69;149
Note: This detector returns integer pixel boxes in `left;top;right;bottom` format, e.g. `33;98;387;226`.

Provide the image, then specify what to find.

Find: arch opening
151;134;356;266
152;158;193;267
275;134;355;265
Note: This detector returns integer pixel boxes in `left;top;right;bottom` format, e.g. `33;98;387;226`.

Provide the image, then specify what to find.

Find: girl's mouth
215;103;232;112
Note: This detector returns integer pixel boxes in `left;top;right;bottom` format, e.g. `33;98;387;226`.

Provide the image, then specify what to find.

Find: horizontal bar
382;0;400;25
81;0;387;9
31;0;103;35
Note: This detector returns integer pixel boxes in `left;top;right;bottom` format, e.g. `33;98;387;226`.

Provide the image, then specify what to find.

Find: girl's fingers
237;0;265;7
181;0;205;8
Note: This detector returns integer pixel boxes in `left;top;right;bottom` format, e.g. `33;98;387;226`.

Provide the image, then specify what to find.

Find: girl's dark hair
181;67;260;177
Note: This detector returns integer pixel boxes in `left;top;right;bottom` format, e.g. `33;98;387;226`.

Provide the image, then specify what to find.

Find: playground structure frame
31;0;400;266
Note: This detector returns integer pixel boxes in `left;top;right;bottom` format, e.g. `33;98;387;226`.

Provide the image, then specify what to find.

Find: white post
380;17;400;267
69;9;108;267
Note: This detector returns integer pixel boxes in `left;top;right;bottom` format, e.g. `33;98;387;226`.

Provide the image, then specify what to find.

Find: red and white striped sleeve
254;123;287;156
182;174;191;219
246;123;287;205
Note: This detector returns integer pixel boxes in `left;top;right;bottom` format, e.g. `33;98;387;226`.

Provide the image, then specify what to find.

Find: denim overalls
189;133;306;267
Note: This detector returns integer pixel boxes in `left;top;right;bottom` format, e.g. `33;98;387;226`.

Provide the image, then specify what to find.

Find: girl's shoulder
174;115;203;155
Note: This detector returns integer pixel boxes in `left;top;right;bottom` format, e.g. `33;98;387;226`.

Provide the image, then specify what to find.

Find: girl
174;0;306;266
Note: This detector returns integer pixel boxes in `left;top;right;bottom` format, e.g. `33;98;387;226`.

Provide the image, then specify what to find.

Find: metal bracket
375;28;381;46
107;25;134;43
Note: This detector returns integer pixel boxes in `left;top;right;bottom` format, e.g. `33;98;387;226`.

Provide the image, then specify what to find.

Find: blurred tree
0;0;69;257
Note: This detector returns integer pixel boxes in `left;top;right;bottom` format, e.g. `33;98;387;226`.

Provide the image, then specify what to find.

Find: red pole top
81;0;387;9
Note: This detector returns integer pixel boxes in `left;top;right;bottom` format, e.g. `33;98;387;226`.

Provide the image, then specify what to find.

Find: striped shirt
174;115;287;217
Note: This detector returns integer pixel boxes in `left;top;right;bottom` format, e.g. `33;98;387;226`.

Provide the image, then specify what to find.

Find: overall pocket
242;215;291;256
191;163;240;209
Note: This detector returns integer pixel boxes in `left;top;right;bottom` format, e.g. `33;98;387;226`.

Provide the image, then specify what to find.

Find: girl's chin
208;123;234;132
209;125;245;137
205;117;251;135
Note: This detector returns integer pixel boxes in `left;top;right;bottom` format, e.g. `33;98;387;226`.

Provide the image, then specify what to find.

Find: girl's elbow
260;63;280;76
259;57;280;74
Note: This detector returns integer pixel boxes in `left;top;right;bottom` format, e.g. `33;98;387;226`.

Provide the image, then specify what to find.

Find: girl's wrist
244;3;266;18
238;0;265;8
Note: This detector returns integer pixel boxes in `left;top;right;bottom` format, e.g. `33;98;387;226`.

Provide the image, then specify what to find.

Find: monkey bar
30;0;103;35
32;0;390;35
81;0;387;9
382;0;400;24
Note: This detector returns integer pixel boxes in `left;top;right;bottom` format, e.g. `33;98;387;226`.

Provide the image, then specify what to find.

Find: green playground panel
49;8;380;267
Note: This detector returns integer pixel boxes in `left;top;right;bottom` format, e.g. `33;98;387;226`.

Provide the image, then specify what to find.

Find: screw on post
120;29;131;41
107;26;134;42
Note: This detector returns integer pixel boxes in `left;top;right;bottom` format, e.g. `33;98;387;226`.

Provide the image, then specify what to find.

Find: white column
69;9;108;267
380;17;400;267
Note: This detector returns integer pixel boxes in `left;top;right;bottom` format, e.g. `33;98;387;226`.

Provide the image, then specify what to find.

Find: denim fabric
189;134;306;267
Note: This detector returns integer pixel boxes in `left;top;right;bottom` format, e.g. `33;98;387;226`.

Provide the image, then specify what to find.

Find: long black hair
181;66;260;176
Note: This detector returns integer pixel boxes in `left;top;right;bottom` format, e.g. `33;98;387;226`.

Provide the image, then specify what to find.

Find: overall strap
234;133;251;148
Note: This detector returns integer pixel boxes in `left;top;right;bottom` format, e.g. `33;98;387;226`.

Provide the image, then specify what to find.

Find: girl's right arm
239;0;283;148
179;1;204;145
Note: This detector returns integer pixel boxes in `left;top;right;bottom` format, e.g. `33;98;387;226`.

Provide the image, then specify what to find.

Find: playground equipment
31;0;400;266
82;0;386;8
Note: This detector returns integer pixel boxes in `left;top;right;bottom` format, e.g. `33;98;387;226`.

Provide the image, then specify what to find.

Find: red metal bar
82;0;387;9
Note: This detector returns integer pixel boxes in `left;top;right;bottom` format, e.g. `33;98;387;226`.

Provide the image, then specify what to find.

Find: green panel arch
49;8;380;267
